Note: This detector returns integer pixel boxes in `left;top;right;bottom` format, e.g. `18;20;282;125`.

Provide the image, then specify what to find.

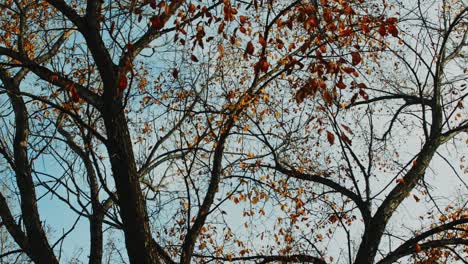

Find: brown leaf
246;41;254;55
351;52;362;65
119;75;128;91
415;243;421;253
387;24;398;37
378;24;387;37
191;54;199;62
327;131;335;145
322;90;333;104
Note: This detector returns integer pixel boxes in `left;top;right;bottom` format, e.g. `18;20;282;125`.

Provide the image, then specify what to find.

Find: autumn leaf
326;131;335;145
295;89;307;103
259;35;266;47
69;84;80;103
387;17;398;23
378;24;387;37
341;124;353;134
188;3;196;13
387;24;399;37
322;90;333;104
239;15;248;24
172;68;178;79
255;58;269;73
245;41;254;55
150;16;165;30
415;243;422;253
341;133;352;145
351;52;362;65
359;89;369;100
191;54;199;62
323;9;333;22
119;75;128;91
336;76;346;89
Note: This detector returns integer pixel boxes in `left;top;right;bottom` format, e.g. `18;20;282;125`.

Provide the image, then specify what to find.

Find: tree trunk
102;109;161;264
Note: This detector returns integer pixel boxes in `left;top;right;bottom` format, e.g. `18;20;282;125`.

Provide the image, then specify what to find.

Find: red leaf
150;16;165;30
322;90;333;104
378;24;387;37
307;17;319;28
387;17;398;24
191;54;199;62
110;22;115;35
359;89;369;100
351;52;362;65
336;81;346;89
258;36;266;47
415;243;421;253
70;84;80;103
119;75;128;91
246;41;255;55
239;26;247;34
218;23;225;33
239;15;248;24
341;124;353;134
387;24;398;37
323;9;333;23
295;89;307;103
342;67;355;74
357;83;368;89
327;131;335;145
255;58;269;73
188;3;196;13
336;76;346;89
341;133;352;145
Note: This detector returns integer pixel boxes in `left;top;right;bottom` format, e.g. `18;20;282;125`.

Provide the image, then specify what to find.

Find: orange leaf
259;36;266;47
188;3;196;13
323;9;333;23
239;15;248;24
396;178;405;184
415;243;421;253
255;58;269;73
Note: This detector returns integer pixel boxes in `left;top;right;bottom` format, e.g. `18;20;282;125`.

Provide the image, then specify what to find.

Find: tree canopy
0;0;467;263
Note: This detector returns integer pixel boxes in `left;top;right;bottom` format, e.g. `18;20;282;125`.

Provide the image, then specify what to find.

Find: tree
0;0;466;264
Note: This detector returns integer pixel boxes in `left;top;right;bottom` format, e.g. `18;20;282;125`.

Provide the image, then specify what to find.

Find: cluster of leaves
0;0;466;264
